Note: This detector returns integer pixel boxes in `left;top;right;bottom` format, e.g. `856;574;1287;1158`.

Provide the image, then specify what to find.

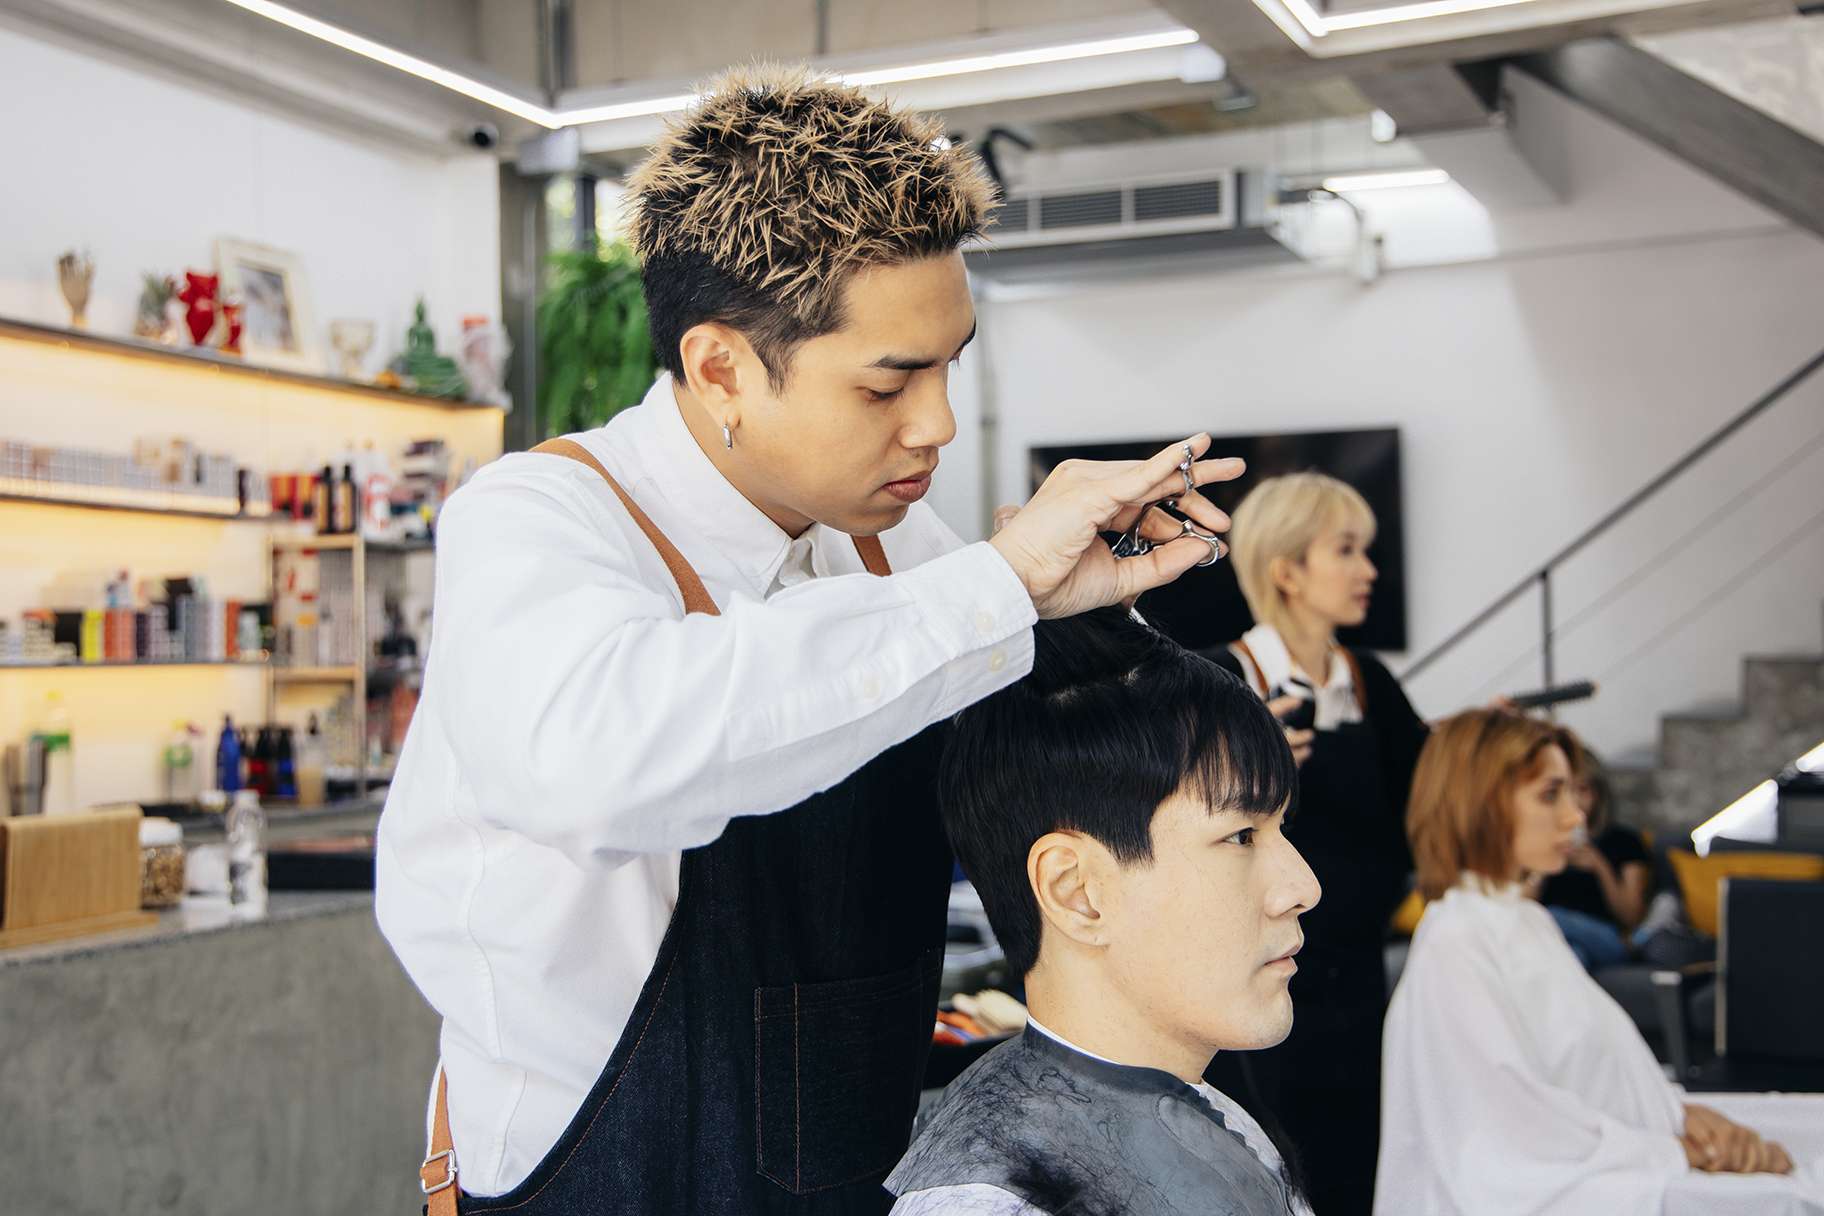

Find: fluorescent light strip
1691;779;1779;856
1270;0;1546;38
556;93;701;127
560;30;1201;124
1322;169;1451;192
224;2;1200;131
833;29;1200;88
221;0;563;128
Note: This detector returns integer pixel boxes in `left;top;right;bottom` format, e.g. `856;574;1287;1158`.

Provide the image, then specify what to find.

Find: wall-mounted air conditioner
964;168;1308;284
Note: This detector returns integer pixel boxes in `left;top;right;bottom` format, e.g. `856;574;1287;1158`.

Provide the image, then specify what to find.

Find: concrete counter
0;890;439;1215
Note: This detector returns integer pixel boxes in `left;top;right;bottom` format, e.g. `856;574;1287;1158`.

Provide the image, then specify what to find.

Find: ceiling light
221;0;562;128
224;3;1201;133
1322;169;1450;192
833;29;1200;89
1691;779;1779;856
1265;0;1545;38
1796;740;1824;774
554;93;699;127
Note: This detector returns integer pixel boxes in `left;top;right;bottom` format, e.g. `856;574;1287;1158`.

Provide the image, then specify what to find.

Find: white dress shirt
889;1017;1312;1215
1231;623;1363;731
1377;879;1824;1215
375;375;1036;1197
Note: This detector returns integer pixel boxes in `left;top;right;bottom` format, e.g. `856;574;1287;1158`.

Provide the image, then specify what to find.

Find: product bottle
246;726;271;798
274;726;297;801
333;464;359;535
216;714;242;794
296;713;327;807
312;465;334;535
226;787;268;913
36;691;76;815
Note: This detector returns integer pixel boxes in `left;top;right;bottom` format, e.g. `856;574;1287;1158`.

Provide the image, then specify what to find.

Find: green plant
537;240;657;437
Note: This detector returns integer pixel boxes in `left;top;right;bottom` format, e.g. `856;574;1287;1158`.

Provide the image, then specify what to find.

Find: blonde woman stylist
1199;472;1428;1216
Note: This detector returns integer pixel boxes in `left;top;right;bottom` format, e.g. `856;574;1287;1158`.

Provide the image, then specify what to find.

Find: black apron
429;439;954;1215
1205;644;1404;1216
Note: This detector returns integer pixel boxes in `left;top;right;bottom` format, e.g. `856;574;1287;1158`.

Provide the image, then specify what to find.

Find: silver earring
722;423;733;450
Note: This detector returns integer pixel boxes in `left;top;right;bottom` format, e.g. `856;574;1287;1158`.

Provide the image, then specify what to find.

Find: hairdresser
375;69;1241;1216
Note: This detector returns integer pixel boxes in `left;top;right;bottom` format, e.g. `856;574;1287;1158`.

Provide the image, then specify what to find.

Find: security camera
462;123;500;151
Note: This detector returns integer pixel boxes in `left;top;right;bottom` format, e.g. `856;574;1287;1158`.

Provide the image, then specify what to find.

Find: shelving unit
271;666;362;683
2;314;500;815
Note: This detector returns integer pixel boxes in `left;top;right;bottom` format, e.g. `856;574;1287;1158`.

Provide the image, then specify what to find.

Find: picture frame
214;238;321;373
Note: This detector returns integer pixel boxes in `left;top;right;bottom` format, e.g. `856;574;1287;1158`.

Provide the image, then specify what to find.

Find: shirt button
988;650;1007;673
974;611;996;637
860;674;882;701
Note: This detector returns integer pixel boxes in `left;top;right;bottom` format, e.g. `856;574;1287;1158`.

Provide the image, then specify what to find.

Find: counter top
0;890;373;969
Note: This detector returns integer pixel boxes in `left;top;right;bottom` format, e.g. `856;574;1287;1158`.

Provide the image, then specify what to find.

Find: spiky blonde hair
627;65;996;383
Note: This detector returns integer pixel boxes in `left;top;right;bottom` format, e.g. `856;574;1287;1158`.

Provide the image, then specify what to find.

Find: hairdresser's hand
989;435;1244;620
1565;843;1606;873
1267;695;1315;766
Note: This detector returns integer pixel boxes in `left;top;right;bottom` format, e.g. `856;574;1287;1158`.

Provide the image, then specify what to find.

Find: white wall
931;72;1824;761
0;19;501;373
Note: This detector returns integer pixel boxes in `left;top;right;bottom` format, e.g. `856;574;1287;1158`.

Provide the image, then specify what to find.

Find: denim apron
420;438;952;1215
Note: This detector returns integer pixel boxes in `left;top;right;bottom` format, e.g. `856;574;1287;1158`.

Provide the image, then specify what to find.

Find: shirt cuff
896;540;1036;660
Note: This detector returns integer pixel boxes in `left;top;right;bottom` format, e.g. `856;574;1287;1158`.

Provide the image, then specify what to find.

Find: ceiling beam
1512;36;1824;236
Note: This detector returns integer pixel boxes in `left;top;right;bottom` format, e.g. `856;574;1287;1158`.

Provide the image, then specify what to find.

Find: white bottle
226;787;268;914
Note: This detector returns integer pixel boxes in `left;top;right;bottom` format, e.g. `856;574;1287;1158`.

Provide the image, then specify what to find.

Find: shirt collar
627;374;806;600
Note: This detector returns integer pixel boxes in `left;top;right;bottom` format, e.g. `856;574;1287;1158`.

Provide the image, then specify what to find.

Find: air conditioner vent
1133;178;1224;222
994;196;1032;233
1038;189;1123;230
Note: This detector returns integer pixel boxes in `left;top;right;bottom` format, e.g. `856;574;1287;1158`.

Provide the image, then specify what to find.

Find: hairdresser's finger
1171;487;1231;535
1108;532;1212;602
992;504;1020;536
1267;695;1302;720
1126;456;1246;513
1111;434;1212;505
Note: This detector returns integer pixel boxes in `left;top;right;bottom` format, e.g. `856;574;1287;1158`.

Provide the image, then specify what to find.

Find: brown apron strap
418;439;897;1204
1233;638;1369;715
421;1068;458;1216
534;437;720;617
1230;639;1270;698
853;533;892;578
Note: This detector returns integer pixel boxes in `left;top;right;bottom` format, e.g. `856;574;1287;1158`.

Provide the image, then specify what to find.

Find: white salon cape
376;375;1037;1196
1377;879;1824;1215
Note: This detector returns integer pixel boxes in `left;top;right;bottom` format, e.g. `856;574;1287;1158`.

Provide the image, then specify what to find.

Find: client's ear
1028;832;1110;949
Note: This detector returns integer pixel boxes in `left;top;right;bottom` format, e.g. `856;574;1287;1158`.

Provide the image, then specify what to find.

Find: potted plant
537;240;657;438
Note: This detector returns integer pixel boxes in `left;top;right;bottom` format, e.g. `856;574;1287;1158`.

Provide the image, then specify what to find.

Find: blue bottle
216;715;242;794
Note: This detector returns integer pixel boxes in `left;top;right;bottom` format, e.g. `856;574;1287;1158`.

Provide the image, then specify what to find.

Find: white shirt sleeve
1377;923;1688;1215
890;1183;1050;1215
426;465;1036;858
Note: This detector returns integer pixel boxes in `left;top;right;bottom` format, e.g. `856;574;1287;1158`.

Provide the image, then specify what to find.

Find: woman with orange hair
1376;709;1822;1215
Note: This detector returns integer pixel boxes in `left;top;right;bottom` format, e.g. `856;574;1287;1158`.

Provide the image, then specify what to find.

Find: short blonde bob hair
1408;709;1579;899
1228;472;1376;634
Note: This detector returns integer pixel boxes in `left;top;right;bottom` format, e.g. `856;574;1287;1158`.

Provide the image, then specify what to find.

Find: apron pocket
754;949;941;1194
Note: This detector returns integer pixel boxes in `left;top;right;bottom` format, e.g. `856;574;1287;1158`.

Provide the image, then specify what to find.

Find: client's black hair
940;607;1298;978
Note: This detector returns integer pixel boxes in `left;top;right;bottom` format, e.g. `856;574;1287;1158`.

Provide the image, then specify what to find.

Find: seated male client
887;608;1320;1216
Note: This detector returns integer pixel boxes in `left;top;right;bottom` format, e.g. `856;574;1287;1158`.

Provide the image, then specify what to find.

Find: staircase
1610;603;1824;837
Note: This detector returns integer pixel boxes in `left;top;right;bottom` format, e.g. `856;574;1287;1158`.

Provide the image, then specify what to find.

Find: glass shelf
0;315;501;413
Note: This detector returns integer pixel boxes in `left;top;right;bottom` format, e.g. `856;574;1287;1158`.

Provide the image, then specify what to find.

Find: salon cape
1377;879;1824;1215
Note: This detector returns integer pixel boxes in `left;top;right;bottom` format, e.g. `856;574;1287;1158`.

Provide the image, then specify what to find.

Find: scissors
1108;444;1226;568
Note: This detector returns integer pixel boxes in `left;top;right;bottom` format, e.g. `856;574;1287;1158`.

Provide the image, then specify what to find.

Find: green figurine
391;298;470;400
